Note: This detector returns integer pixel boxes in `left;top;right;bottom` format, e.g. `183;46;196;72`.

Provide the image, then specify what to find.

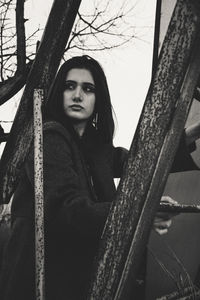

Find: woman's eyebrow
83;82;95;86
65;80;95;86
65;80;76;83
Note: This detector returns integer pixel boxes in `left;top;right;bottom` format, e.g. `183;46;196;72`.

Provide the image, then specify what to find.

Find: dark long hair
44;55;115;144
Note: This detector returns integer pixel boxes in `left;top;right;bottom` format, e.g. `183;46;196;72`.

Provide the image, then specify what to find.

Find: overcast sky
0;0;157;151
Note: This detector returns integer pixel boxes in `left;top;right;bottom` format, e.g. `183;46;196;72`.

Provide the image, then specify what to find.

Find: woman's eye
64;82;75;90
83;84;95;93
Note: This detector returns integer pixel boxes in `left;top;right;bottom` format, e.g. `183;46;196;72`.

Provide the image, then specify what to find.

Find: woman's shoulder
43;120;72;141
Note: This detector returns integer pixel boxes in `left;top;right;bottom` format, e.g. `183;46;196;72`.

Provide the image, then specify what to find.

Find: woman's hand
153;196;179;235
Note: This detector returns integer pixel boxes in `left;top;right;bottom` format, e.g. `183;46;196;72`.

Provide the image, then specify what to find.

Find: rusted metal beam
159;203;200;213
87;1;200;299
33;89;45;300
0;0;82;204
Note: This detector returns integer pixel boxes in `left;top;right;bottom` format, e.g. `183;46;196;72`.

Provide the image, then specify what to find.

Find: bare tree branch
0;60;32;105
64;2;137;56
0;0;138;106
0;0;15;80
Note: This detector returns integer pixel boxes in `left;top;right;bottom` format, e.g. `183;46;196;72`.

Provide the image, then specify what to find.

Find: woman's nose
73;86;82;101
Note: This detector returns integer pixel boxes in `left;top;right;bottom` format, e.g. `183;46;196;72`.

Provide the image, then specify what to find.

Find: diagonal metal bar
87;1;200;299
0;0;81;204
159;203;200;213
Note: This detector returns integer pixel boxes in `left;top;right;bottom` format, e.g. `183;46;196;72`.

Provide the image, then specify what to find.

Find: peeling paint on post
33;89;45;300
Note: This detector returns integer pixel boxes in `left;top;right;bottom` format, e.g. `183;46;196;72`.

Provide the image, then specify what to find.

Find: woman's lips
70;104;84;110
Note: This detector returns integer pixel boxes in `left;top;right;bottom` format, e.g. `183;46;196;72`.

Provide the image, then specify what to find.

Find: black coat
0;121;197;300
0;121;127;300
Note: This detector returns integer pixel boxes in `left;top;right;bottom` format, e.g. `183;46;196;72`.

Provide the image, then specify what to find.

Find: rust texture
0;0;82;204
158;202;200;213
33;89;45;300
88;1;200;299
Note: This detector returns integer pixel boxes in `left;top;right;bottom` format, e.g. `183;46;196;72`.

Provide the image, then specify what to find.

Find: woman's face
63;68;96;125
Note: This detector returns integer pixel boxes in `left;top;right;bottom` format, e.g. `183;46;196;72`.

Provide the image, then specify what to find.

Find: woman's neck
73;121;87;137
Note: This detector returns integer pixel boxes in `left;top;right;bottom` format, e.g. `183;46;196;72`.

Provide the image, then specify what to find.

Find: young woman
0;55;196;300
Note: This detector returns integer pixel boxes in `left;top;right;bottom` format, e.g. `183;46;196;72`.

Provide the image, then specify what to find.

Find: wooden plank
87;1;200;299
0;0;81;204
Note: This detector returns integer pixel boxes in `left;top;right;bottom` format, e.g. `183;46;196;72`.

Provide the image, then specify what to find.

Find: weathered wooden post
33;89;45;300
87;1;200;299
0;0;82;204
